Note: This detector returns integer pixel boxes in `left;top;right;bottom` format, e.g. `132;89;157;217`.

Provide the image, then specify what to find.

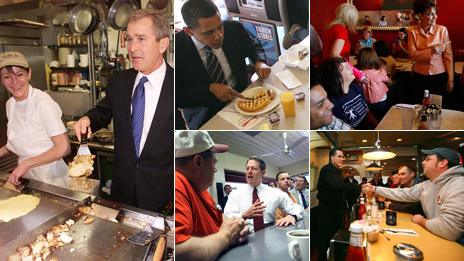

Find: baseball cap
175;130;228;158
0;51;30;69
421;147;461;166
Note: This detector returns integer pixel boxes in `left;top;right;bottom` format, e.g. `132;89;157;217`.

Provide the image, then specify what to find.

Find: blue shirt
329;83;369;128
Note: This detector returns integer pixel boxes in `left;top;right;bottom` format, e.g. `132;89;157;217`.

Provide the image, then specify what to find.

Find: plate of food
234;86;280;116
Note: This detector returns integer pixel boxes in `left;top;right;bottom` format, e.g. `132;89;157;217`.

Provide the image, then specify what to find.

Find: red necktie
253;187;264;231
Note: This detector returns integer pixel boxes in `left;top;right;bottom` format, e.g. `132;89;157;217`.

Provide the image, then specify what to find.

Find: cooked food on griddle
67;154;95;177
0;195;40;222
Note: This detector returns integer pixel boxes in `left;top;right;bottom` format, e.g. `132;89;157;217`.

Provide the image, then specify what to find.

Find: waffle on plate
237;88;275;113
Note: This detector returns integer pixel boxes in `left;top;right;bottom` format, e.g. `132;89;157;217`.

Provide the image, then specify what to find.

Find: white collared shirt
131;61;166;154
224;183;303;225
190;36;237;89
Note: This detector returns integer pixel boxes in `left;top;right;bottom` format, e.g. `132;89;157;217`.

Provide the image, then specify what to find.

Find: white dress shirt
224;183;303;226
131;61;166;154
191;36;237;88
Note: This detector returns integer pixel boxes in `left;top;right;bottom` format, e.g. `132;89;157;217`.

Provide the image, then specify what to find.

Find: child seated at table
356;27;376;54
357;47;392;121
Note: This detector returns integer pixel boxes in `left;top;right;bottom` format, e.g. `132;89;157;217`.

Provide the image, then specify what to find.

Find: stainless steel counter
0;174;173;260
218;214;308;261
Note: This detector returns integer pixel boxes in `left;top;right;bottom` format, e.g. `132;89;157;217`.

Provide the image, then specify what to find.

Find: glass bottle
346;223;366;261
358;198;366;220
422;90;431;108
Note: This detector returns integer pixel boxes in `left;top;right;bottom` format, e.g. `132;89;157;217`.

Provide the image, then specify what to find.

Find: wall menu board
239;0;265;10
240;18;280;66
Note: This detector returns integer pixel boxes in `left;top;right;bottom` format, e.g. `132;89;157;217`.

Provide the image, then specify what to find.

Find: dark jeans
368;99;390;121
312;204;345;261
411;72;448;105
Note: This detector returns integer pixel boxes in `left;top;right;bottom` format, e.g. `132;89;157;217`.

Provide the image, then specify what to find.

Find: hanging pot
108;0;135;31
69;3;100;35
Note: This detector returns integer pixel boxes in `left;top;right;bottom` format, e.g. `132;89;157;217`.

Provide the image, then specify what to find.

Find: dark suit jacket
85;64;173;212
175;20;266;125
343;177;359;208
219;195;228;212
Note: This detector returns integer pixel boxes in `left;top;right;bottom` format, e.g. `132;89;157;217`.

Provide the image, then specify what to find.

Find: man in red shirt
175;131;249;260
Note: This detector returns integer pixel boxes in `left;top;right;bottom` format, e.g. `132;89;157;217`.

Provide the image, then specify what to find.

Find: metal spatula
77;132;91;155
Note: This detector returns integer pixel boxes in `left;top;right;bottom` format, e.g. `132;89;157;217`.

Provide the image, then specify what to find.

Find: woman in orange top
408;0;453;104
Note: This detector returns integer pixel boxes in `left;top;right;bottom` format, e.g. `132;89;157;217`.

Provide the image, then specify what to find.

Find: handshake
361;183;376;197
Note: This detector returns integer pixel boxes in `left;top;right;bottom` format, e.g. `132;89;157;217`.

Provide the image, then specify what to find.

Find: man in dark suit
218;184;232;211
313;148;360;261
74;9;173;213
175;0;271;129
343;168;359;209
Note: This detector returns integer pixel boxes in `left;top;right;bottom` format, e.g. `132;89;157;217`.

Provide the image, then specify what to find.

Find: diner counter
218;212;308;261
200;38;309;130
376;105;464;130
369;211;464;260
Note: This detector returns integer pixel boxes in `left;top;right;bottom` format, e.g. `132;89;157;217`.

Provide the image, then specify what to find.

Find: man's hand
432;44;445;55
7;161;31;185
73;116;92;141
385;200;392;209
275;215;296;227
255;61;271;79
411;214;426;228
219;217;246;246
241;200;266;220
209;83;241;102
362;183;375;197
237;224;250;244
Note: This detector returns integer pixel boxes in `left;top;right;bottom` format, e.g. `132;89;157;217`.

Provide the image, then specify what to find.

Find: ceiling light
453;137;461;140
365;162;383;171
362;139;367;143
363;132;396;160
396;138;403;142
412;157;416;161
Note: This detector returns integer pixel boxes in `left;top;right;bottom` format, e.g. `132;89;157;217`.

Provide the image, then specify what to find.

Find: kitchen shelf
50;66;88;71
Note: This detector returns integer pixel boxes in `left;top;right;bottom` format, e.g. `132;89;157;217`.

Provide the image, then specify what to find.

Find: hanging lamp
362;132;396;160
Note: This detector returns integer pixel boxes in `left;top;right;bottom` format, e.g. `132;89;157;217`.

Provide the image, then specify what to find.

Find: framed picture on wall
239;17;280;66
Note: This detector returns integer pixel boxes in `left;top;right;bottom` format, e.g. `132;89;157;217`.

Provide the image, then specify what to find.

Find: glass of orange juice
280;91;296;117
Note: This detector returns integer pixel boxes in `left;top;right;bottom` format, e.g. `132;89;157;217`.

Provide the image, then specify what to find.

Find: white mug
287;229;309;261
67;54;75;67
79;53;89;67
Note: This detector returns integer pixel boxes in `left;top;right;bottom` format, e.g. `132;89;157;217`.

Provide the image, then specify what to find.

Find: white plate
234;86;280;116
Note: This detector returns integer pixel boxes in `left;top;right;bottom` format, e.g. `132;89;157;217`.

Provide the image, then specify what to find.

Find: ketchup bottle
346;223;366;261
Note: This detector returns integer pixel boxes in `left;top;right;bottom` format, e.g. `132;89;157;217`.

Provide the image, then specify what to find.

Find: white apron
6;86;69;188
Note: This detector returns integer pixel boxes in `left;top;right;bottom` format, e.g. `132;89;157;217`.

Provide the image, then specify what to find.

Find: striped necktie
132;76;148;157
204;46;227;84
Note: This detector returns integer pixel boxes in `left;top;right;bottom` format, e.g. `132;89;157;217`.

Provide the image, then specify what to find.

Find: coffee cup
287;229;309;261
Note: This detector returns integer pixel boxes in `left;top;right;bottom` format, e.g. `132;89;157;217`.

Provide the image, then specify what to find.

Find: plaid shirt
318;116;352;130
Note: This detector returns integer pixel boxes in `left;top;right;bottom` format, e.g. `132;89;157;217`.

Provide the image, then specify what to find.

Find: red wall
311;0;464;54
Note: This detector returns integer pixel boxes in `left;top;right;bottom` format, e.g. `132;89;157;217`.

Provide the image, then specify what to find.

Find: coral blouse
408;25;453;76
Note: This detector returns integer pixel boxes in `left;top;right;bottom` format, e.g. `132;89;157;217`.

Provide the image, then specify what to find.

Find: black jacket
85;65;174;212
175;20;266;124
317;163;360;208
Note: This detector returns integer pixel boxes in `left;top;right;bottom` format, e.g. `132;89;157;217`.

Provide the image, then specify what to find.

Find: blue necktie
132;76;148;157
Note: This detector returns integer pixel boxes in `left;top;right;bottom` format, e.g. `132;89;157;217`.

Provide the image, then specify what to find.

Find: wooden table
376;105;464;130
369;212;464;260
200;38;309;130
